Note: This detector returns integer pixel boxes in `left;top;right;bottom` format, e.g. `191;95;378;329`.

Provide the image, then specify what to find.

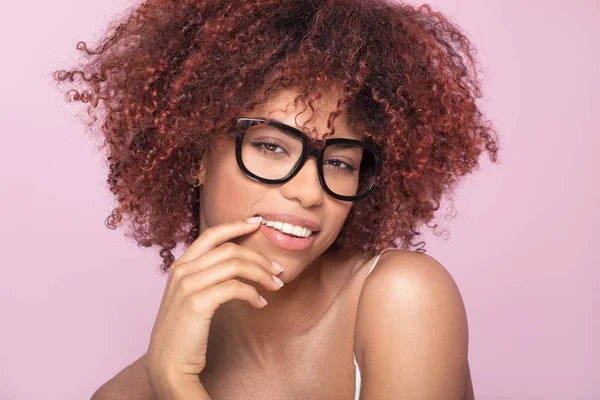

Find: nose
279;156;324;207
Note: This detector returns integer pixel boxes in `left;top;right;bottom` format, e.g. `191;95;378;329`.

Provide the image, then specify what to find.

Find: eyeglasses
233;117;386;202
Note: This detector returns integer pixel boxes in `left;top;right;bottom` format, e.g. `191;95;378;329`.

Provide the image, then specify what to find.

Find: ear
194;149;209;187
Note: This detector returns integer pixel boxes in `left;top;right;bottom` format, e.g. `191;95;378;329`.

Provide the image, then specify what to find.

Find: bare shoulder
354;249;465;350
90;353;155;400
353;250;473;399
357;249;464;307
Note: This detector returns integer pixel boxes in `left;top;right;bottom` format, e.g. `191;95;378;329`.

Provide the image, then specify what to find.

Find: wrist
153;373;211;400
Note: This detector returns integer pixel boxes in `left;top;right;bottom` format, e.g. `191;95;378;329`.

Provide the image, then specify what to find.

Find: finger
176;241;284;278
189;280;268;313
176;217;263;265
175;258;284;299
166;241;284;302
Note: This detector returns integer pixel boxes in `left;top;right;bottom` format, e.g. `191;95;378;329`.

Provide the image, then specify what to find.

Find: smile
259;218;315;238
257;222;319;251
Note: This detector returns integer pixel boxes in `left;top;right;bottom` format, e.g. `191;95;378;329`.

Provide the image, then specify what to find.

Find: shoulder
90;353;155;400
354;249;468;347
353;250;471;398
359;249;464;299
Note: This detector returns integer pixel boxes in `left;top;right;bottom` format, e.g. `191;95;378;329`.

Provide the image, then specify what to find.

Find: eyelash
250;140;357;172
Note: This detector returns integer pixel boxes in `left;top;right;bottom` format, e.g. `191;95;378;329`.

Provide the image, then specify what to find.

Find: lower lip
259;223;318;251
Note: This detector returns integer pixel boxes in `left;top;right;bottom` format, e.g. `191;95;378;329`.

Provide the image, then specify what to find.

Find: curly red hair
53;0;500;272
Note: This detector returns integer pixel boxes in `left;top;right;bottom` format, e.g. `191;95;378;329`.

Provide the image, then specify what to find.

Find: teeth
259;218;314;238
282;223;294;234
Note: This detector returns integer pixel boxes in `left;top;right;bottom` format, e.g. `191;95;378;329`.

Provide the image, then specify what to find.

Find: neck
206;249;335;368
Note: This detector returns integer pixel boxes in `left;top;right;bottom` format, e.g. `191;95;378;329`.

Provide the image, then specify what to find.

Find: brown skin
193;85;362;357
144;219;281;398
91;86;474;400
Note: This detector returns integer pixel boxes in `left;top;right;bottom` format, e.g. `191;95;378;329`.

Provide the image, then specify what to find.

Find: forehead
242;85;364;141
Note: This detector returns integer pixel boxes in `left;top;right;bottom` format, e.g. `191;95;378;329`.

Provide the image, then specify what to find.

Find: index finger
176;216;263;265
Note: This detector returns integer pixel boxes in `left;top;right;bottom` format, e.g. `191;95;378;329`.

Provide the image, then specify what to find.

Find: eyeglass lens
240;123;378;197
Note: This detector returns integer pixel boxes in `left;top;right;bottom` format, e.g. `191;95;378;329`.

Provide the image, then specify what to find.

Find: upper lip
254;212;321;232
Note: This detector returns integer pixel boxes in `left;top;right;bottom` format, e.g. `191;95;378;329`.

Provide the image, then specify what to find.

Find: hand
145;216;284;396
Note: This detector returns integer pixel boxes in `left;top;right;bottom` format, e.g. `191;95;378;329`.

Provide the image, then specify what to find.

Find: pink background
1;0;598;398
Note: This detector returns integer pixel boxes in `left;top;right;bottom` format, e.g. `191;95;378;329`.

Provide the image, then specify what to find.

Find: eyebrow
264;117;364;142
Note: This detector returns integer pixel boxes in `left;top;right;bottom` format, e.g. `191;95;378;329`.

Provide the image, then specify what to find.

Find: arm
464;361;475;400
354;251;471;400
90;353;212;400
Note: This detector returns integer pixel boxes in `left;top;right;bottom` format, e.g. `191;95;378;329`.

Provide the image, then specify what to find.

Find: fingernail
271;261;284;272
272;275;284;287
246;216;263;224
259;295;268;306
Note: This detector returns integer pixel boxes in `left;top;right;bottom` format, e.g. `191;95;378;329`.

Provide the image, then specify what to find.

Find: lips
258;223;319;251
268;224;318;238
252;212;322;233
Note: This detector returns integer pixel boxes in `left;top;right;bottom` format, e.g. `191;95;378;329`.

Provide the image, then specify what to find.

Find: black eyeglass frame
233;117;386;202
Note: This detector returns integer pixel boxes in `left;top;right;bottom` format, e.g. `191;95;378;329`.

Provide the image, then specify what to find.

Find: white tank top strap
353;353;361;399
354;247;396;399
367;246;395;275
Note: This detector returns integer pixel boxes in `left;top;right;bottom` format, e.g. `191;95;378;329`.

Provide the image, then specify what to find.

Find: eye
251;140;289;156
324;158;357;172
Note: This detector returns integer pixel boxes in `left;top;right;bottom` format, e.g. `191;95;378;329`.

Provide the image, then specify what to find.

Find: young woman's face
196;85;364;279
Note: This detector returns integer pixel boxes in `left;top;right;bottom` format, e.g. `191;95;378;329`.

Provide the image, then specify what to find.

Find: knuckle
260;259;272;273
200;225;214;239
249;286;261;298
189;293;208;313
169;263;186;282
255;252;269;264
229;257;244;269
220;241;238;254
252;254;270;271
225;279;242;292
178;274;195;295
263;268;273;280
225;260;241;275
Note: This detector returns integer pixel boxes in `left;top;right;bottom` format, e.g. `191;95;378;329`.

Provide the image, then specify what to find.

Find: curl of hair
53;0;501;273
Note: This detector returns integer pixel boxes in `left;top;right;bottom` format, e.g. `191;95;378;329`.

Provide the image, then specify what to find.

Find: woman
54;0;499;398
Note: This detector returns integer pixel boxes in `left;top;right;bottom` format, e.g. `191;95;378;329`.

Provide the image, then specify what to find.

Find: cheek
201;156;253;224
326;202;353;230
